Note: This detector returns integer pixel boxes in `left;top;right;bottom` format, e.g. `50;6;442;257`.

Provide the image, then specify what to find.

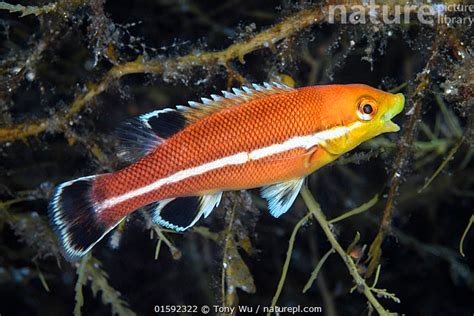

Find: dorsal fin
179;82;294;123
116;108;187;162
116;82;294;162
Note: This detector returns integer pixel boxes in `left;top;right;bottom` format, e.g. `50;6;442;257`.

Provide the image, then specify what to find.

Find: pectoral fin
261;178;305;218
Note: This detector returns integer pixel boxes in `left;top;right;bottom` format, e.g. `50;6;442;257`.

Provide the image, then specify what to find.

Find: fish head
313;84;405;155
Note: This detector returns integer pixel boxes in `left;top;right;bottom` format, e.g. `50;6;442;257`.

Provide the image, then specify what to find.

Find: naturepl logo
325;1;474;27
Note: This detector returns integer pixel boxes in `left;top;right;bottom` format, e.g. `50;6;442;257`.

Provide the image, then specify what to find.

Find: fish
48;82;405;261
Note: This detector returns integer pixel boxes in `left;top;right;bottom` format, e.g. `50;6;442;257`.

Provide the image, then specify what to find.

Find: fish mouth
382;93;405;132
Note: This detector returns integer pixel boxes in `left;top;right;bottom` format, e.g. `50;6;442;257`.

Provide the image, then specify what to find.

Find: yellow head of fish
313;84;405;156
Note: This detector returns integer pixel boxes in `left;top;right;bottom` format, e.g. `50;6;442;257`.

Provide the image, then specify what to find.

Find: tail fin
48;175;124;262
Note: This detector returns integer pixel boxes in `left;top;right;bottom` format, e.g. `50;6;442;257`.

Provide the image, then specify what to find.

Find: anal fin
149;192;223;231
261;178;305;218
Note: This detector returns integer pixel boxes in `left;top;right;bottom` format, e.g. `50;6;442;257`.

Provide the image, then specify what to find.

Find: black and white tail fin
48;175;124;262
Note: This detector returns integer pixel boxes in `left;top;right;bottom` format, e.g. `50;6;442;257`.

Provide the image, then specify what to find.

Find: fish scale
94;88;321;219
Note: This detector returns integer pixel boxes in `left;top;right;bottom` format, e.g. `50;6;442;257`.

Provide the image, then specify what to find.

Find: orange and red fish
48;82;404;261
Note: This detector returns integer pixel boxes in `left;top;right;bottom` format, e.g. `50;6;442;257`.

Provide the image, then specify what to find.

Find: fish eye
363;104;373;114
357;97;377;121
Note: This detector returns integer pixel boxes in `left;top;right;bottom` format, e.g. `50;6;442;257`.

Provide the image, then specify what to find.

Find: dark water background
0;1;472;315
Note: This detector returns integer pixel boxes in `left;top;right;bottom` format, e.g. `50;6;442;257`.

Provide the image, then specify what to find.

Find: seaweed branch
73;254;136;316
221;201;237;308
460;214;474;257
302;247;334;294
0;6;326;143
365;265;400;304
220;193;256;308
418;136;465;193
0;200;61;263
148;217;182;260
34;261;51;292
74;254;89;316
0;0;86;17
329;194;378;224
300;186;397;316
365;26;446;277
268;212;312;315
365;214;474;288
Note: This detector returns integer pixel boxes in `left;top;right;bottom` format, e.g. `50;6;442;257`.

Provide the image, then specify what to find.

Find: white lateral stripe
99;121;362;210
249;123;357;160
100;152;248;209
